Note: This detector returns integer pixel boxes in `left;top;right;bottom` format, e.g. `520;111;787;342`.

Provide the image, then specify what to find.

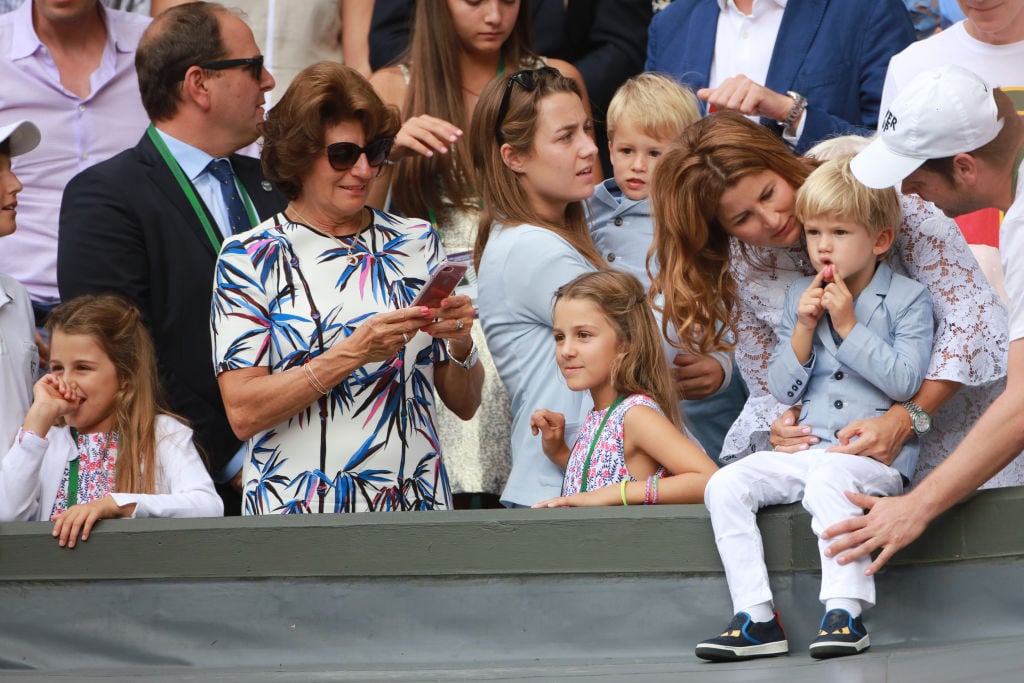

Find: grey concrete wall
2;487;1024;674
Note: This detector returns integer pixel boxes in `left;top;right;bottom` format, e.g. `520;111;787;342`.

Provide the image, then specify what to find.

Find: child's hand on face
821;267;856;337
28;374;80;422
530;409;568;462
797;270;826;330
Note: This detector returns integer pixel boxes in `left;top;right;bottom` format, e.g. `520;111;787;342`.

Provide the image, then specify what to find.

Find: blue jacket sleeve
766;281;812;406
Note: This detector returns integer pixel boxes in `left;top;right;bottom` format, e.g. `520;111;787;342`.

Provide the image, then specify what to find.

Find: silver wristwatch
782;91;807;134
901;400;932;436
445;339;478;369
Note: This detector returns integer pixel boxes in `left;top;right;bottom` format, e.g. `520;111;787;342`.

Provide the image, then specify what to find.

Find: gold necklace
288;204;368;266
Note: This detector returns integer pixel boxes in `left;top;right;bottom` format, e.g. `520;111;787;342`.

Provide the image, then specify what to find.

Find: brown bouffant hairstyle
261;61;402;200
46;295;176;495
136;2;227;122
554;271;682;429
649;112;812;354
470;67;604;270
391;0;538;220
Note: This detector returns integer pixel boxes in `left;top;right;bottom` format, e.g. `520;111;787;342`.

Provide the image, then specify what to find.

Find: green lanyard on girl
577;395;625;493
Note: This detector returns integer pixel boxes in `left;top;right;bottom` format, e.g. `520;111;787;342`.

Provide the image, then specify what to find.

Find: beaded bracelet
620;479;629;506
303;361;330;395
644;476;653;505
651;474;660;505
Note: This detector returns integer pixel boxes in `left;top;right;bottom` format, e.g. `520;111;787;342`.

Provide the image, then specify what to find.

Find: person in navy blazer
696;157;932;662
56;3;287;512
645;0;914;153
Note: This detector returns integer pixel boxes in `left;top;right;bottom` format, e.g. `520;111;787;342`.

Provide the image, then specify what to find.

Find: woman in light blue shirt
470;67;604;507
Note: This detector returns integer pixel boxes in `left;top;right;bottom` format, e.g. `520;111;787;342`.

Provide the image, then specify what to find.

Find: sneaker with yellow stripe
809;608;870;659
694;611;789;661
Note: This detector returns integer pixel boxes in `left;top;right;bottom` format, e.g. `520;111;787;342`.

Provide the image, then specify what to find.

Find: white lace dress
725;194;1024;488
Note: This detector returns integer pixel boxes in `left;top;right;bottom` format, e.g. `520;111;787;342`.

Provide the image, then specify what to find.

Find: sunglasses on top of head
196;55;265;80
494;66;561;143
326;137;395;174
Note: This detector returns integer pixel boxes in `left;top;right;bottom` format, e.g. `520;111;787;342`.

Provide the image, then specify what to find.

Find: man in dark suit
57;1;288;514
646;0;914;153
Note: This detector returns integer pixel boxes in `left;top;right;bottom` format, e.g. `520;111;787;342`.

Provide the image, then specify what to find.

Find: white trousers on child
704;449;904;614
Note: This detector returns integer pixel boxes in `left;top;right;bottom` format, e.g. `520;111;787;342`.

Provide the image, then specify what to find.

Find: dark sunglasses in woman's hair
326;137;395;172
494;66;562;143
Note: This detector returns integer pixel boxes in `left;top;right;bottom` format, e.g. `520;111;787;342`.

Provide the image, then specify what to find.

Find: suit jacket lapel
137;133;221;260
682;0;721;91
815;315;839;357
852;261;892;327
232;153;285;222
764;0;828;94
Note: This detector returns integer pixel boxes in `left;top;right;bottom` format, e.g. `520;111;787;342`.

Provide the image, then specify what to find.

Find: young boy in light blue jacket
589;73;747;461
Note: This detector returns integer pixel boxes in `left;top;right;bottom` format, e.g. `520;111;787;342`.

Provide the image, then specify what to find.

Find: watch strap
782;91;807;133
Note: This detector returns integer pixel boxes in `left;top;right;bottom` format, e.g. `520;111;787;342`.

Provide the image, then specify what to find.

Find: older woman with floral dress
211;62;482;514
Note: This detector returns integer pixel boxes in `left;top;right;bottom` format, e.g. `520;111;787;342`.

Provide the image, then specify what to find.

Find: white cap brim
850;135;926;189
0;120;41;158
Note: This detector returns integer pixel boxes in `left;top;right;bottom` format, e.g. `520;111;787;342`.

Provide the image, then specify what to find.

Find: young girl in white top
531;270;718;506
0;295;222;546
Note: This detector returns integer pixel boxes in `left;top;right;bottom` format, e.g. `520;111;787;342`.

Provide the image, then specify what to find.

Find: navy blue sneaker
695;612;789;661
809;609;870;659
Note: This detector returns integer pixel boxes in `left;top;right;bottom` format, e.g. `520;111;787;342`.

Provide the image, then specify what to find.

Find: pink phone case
412;262;469;308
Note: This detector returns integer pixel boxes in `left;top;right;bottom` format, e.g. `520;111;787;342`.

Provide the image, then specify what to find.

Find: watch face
913;411;932;434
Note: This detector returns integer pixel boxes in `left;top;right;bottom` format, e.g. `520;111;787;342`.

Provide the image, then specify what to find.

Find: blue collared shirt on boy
767;262;933;480
589;178;656;289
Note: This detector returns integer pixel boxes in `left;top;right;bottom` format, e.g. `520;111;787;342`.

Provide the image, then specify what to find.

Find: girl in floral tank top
531;271;718;507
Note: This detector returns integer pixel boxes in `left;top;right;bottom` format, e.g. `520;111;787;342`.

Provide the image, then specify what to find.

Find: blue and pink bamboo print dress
211;210;452;514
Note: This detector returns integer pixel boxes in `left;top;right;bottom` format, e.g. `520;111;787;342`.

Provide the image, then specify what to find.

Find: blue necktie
206;158;250;235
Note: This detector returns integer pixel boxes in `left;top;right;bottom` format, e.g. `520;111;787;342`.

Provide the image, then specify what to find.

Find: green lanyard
146;124;258;252
578;395;625;492
67;428;80;507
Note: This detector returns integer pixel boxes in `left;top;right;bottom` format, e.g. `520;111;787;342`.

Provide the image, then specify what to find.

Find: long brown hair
555;271;682;428
470;67;604;270
46;295;174;495
392;0;537;220
650;112;812;354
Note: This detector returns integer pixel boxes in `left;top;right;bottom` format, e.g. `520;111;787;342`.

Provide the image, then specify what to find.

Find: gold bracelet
303;361;330;395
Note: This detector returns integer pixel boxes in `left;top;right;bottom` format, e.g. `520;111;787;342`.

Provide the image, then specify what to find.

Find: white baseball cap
0;120;41;158
851;66;1003;189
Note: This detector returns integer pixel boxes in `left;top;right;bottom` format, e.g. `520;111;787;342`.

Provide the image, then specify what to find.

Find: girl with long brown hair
531;271;717;507
0;295;221;546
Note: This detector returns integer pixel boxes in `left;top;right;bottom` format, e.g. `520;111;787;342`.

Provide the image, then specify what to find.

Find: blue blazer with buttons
644;0;914;153
767;263;933;480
